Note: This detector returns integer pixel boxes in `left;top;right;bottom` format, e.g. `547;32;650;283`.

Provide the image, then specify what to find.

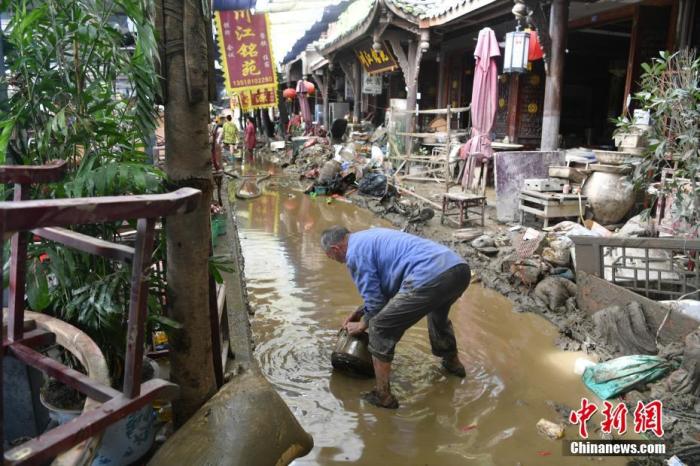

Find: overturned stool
441;191;486;227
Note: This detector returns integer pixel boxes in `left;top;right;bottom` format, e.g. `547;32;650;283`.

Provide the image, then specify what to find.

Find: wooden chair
441;154;487;227
0;161;201;464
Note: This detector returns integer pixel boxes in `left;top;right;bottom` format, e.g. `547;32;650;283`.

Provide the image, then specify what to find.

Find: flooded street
235;184;624;466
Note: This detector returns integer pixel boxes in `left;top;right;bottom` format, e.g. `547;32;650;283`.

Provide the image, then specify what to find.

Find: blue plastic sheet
583;355;673;400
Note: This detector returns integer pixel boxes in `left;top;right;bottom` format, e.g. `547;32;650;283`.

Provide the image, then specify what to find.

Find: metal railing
572;236;700;300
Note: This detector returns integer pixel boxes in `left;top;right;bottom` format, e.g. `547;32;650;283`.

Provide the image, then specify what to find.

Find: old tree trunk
157;0;217;423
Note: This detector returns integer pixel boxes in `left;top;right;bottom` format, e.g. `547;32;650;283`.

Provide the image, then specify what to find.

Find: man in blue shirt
321;226;471;409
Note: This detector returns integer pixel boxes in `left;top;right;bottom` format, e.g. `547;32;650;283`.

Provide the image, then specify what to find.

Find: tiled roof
317;0;377;50
281;1;350;64
316;0;497;51
389;0;494;20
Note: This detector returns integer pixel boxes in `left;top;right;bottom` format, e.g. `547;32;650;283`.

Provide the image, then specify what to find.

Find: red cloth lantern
283;87;297;101
305;81;315;96
528;30;544;61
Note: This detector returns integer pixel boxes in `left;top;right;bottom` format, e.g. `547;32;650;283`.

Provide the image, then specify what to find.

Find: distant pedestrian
244;116;257;163
210;117;223;171
287;113;302;135
222;115;239;159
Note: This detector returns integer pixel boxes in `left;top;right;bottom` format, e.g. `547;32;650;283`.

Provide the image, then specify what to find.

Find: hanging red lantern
528;30;544;61
282;87;297;101
305;81;315;96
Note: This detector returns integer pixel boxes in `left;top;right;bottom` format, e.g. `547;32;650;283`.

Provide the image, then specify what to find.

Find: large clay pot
582;164;635;224
6;312;111;466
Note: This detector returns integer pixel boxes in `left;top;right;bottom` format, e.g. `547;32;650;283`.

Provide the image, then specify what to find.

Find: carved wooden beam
338;60;357;95
387;38;411;83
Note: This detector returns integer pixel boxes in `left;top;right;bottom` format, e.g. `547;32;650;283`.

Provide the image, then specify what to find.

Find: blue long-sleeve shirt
345;228;466;319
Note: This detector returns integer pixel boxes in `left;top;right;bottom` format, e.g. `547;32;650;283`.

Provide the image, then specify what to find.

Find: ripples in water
237;190;626;466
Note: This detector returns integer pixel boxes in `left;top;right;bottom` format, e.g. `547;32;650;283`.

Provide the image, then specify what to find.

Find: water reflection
236;185;625;466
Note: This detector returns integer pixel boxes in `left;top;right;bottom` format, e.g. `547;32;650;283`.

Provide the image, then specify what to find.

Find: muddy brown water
235;185;626;466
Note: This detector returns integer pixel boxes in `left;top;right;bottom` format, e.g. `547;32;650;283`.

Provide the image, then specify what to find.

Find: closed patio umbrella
296;79;312;131
460;27;500;189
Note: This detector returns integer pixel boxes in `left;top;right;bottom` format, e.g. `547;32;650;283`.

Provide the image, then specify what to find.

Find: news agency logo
565;398;666;457
564;440;666;457
569;398;664;438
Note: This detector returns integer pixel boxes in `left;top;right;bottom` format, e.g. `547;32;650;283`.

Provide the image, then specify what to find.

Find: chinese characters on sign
354;42;398;75
215;10;278;111
362;70;382;95
569;398;664;439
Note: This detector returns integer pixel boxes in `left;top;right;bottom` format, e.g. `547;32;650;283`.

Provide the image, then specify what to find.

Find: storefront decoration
354;42;398;75
528;30;544;61
215;10;278;111
362;70;382;95
283;88;297;101
503;30;530;73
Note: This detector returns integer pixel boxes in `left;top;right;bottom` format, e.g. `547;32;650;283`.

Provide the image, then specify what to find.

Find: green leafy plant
209;254;235;285
1;0;171;380
628;49;700;237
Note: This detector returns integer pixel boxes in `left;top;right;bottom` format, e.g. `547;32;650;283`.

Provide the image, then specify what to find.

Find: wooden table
519;190;586;227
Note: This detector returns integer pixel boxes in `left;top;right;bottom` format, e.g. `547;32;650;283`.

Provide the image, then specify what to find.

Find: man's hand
345;320;368;336
342;306;364;327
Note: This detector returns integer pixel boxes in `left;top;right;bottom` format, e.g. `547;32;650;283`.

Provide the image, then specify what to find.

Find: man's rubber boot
442;357;466;378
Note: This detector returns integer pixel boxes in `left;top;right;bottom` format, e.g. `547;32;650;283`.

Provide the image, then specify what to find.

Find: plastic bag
582;355;674;400
357;173;387;197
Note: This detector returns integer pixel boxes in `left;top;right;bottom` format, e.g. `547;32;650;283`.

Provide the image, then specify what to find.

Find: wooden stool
441;192;486;227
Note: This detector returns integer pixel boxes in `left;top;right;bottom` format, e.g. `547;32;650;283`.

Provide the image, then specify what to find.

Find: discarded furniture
523;178;567;192
0;161;201;464
519;190;585;228
572;236;700;301
493;151;565;222
441;192;486;227
441;154;487;227
390;105;469;186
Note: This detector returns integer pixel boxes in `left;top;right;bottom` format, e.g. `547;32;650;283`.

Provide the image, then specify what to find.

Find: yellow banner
215;10;278;110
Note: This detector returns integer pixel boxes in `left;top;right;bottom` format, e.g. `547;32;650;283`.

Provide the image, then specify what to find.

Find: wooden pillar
445;105;452;190
676;0;696;49
388;32;427;155
315;70;330;127
436;48;447;108
506;74;520;143
338;59;358;121
623;7;640;115
541;0;569;151
353;60;362;122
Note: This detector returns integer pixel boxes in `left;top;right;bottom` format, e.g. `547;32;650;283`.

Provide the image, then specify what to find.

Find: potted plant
2;0;177;463
623;49;700;237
